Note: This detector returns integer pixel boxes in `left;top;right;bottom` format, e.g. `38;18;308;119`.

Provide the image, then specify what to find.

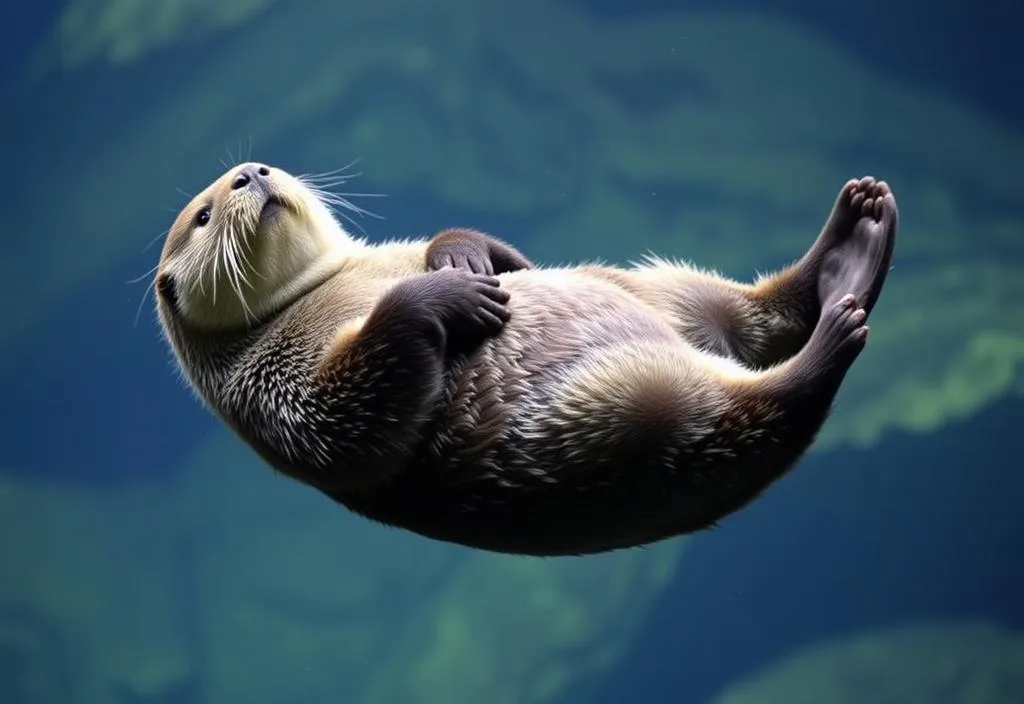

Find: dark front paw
404;268;512;356
426;228;535;276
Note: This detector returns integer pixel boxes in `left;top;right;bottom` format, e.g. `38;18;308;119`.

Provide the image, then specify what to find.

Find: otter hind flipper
816;177;899;317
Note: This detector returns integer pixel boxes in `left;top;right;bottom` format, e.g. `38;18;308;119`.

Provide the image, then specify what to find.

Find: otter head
155;162;360;331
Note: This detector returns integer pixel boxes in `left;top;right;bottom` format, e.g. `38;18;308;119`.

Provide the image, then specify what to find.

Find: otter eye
195;206;211;227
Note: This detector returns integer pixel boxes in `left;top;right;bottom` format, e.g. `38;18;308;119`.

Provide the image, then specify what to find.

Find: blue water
1;1;1020;702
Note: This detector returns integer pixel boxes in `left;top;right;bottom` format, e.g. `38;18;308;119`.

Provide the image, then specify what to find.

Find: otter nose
231;163;271;190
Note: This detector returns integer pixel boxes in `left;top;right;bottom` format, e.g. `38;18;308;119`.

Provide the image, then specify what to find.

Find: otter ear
156;273;178;309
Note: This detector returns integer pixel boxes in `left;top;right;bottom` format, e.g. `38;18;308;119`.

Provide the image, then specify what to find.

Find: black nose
231;164;271;190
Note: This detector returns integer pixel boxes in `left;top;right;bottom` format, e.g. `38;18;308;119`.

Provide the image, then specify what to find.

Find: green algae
712;621;1024;704
362;543;677;704
32;0;281;71
815;262;1024;450
177;435;464;703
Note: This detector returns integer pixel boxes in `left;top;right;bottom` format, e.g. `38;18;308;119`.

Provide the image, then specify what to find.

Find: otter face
155;162;360;330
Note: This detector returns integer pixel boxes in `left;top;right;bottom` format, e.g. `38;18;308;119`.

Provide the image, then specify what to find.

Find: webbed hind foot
815;177;899;316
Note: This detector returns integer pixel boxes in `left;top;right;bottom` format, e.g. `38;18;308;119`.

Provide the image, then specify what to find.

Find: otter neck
161;312;263;409
253;243;358;323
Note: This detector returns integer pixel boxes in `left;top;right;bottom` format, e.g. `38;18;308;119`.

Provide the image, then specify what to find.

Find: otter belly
448;268;684;444
336;268;691;556
497;268;681;364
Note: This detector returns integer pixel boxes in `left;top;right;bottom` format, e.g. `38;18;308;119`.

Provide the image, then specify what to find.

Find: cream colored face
156;162;357;330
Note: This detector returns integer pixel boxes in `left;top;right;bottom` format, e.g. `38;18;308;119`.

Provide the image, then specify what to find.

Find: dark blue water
572;0;1023;131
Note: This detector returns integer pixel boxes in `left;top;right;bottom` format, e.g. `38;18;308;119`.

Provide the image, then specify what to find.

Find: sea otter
154;162;897;556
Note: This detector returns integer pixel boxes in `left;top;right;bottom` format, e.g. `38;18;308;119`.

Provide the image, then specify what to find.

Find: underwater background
1;0;1022;701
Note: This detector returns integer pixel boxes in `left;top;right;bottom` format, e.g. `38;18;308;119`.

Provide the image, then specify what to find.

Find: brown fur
156;164;898;556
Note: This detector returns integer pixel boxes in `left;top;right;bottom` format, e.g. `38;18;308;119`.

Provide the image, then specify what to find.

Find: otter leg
744;177;896;361
651;292;868;532
539;294;869;548
598;177;897;369
426;227;536;275
307;268;510;490
689;293;871;525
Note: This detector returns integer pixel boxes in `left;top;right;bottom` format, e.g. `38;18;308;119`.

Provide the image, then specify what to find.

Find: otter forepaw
427;229;496;275
426;228;535;276
415;268;511;356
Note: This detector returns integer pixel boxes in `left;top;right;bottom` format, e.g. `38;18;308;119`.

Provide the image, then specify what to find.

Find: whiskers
220;136;254;171
128;262;162;328
189;202;261;325
218;207;260;324
297;159;386;235
129;154;382;330
129;209;261;329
